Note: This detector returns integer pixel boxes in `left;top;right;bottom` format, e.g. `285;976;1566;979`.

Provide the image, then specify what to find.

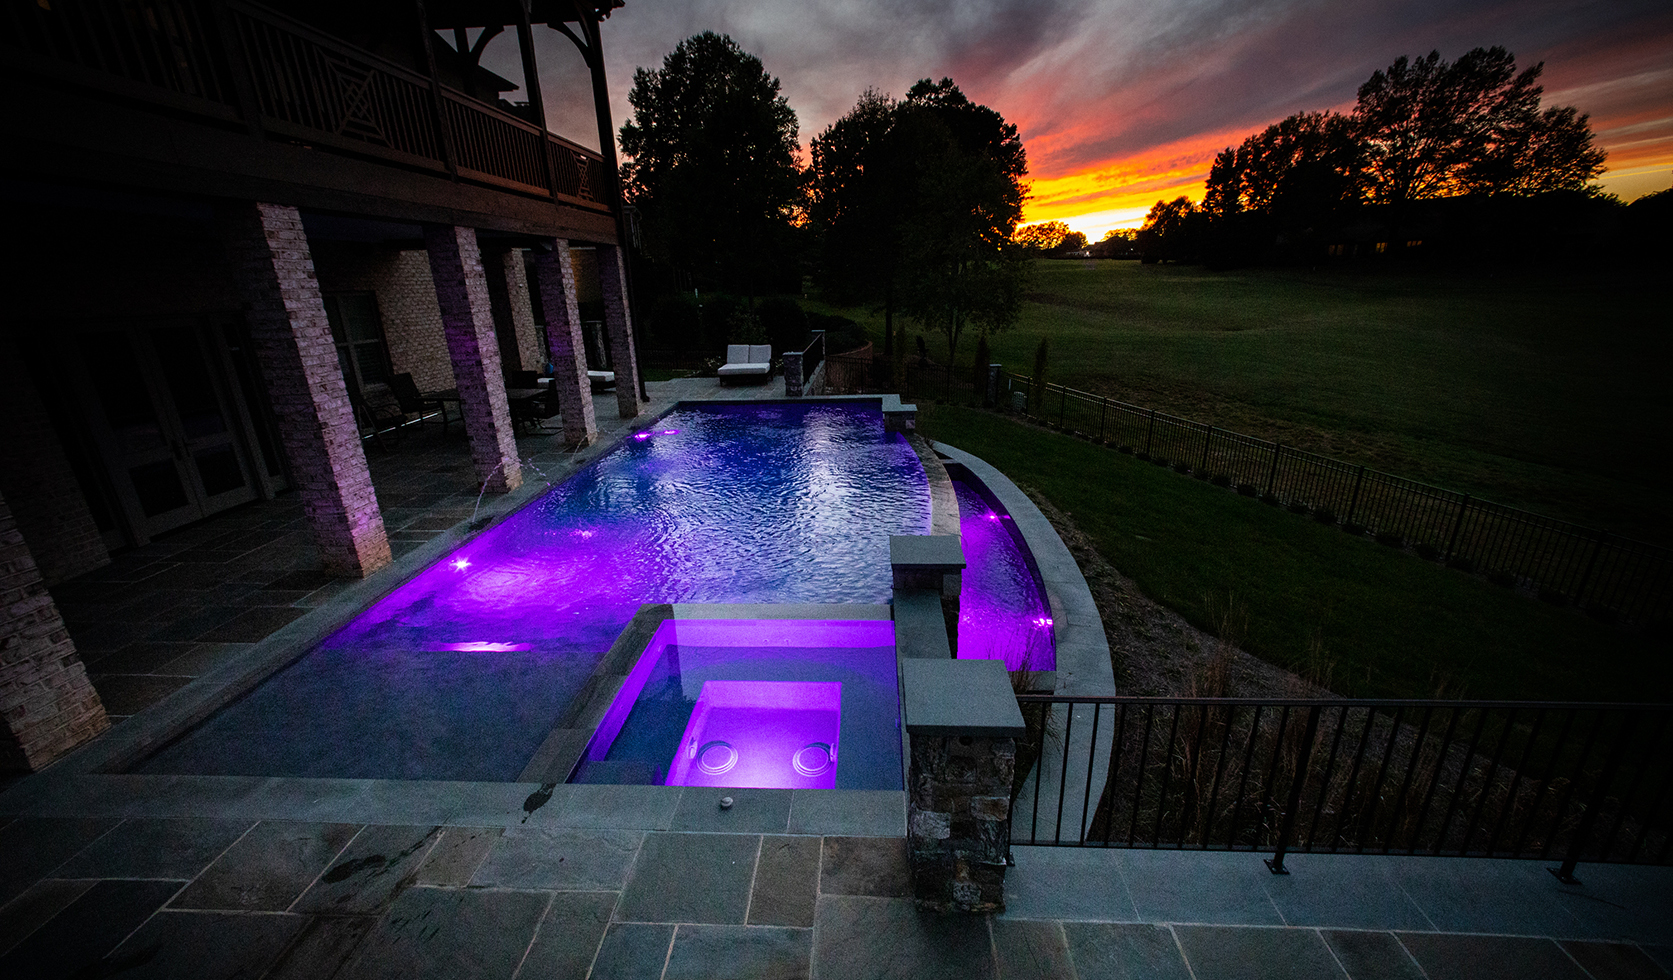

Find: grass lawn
918;403;1671;703
808;261;1671;545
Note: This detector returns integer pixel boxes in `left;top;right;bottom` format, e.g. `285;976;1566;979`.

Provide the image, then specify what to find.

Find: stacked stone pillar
595;243;642;419
891;534;964;657
529;240;597;446
0;489;109;772
902;658;1025;912
217;202;391;578
424;224;522;493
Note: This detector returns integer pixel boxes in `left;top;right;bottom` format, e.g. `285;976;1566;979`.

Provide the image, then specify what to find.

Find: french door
73;321;259;541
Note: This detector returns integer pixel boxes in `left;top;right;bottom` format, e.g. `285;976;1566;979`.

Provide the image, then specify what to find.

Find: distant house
0;0;644;769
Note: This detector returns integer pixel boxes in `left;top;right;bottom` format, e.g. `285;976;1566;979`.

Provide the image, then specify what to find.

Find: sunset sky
500;0;1673;240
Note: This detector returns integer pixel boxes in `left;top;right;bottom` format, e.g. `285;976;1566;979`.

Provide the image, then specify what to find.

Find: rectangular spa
573;617;902;791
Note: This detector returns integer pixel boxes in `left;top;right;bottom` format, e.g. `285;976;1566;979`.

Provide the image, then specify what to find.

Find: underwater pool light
451;558;471;571
445;641;532;652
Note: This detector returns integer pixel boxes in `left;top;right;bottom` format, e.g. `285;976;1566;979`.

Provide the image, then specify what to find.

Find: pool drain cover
793;742;835;777
697;740;738;775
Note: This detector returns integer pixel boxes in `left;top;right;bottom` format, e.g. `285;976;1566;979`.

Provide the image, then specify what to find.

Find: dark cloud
491;0;1672;202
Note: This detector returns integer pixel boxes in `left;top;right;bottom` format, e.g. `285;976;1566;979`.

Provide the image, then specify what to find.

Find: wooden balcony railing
4;0;608;210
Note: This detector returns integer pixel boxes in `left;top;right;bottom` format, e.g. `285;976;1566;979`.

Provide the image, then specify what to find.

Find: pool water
573;618;901;790
954;478;1056;672
140;401;929;781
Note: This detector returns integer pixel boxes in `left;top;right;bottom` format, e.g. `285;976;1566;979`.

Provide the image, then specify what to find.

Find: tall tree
890;79;1029;372
811;79;1029;366
1352;46;1605;211
618;32;804;294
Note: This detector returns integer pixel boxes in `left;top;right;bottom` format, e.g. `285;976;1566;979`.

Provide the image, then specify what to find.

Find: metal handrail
1009;694;1673;880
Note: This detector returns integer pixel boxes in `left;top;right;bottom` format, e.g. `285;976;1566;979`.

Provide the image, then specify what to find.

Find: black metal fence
1013;695;1673;878
5;0;606;207
975;374;1671;626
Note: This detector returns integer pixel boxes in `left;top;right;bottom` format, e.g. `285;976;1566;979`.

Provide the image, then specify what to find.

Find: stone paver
1060;923;1192;980
664;924;812;980
51;815;251;880
471;827;641;890
291;824;438;915
171;820;360;911
813;894;996;980
1174;925;1348;980
617;832;760;925
105;908;307;979
517;891;617;978
749;835;821;928
333;886;551;980
1397;933;1592;980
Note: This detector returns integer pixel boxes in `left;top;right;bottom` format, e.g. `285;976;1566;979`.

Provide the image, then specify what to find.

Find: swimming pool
140;401;930;781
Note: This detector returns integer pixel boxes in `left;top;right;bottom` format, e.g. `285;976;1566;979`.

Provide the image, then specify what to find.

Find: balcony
3;0;610;222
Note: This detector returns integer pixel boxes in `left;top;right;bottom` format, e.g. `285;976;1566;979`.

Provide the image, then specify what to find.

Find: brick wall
311;243;455;392
0;489;109;773
0;341;110;585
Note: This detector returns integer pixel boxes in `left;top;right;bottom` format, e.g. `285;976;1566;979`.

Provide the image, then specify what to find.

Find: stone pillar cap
902;658;1025;737
889;534;965;571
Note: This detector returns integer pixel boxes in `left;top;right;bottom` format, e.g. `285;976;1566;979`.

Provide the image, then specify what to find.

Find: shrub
1173;461;1193;474
1236;483;1258;497
1414;542;1441;561
1342;522;1367;536
1210;473;1232;487
1287;501;1310;515
1313;507;1337;525
972;334;991;401
1487;569;1518;588
1375;530;1404;547
1260;492;1281;506
808;312;865;355
1447;556;1475;573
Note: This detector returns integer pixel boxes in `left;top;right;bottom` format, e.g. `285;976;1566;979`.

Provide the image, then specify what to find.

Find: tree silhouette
619;32;804;294
811;79;1029;368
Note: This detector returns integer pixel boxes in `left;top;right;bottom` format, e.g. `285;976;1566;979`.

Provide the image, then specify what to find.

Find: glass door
77;323;258;541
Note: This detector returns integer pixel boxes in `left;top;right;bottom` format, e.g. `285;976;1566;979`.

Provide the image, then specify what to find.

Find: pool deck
3;379;1670;978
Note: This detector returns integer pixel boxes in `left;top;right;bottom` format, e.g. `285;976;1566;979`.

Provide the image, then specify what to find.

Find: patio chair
717;344;773;385
355;381;410;452
389;373;451;430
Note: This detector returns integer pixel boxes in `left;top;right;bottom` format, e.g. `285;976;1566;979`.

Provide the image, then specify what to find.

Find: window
322;293;391;402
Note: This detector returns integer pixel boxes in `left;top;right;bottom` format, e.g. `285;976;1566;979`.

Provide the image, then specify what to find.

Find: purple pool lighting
138;402;925;782
576;617;901;790
667;680;842;789
955;478;1056;672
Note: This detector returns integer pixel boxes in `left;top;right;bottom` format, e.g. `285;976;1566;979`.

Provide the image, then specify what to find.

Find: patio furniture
389;373;453;430
354;381;410;452
718;344;772;384
508;386;559;433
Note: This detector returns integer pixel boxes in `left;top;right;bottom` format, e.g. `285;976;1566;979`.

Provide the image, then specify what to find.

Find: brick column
595;243;642;419
902;658;1024;913
0;341;110;584
217;202;391;578
529;240;597;446
424;224;522;493
0;489;108;773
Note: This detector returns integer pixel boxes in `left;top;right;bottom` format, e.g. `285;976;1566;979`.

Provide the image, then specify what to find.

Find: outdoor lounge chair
389;373;452;430
717;344;773;384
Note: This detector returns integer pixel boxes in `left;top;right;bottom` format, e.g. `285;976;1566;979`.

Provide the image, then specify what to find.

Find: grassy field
808;260;1671;546
917;403;1671;703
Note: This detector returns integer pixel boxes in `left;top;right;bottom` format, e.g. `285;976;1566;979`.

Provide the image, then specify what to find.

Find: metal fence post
1444;494;1472;560
1265;442;1282;496
1144;409;1156;456
1267;704;1322;875
1551;712;1636;884
1200;425;1213;474
1572;530;1609;608
1098;397;1108;442
1346;466;1366;526
1060;386;1068;428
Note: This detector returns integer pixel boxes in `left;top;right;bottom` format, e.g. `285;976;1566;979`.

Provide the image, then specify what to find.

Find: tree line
1135;47;1665;267
619;32;1029;367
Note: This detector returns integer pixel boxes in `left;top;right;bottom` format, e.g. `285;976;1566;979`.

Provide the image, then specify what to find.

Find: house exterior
0;0;643;771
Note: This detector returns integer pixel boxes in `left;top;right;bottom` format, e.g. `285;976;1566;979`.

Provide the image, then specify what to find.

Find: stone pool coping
934;442;1116;697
